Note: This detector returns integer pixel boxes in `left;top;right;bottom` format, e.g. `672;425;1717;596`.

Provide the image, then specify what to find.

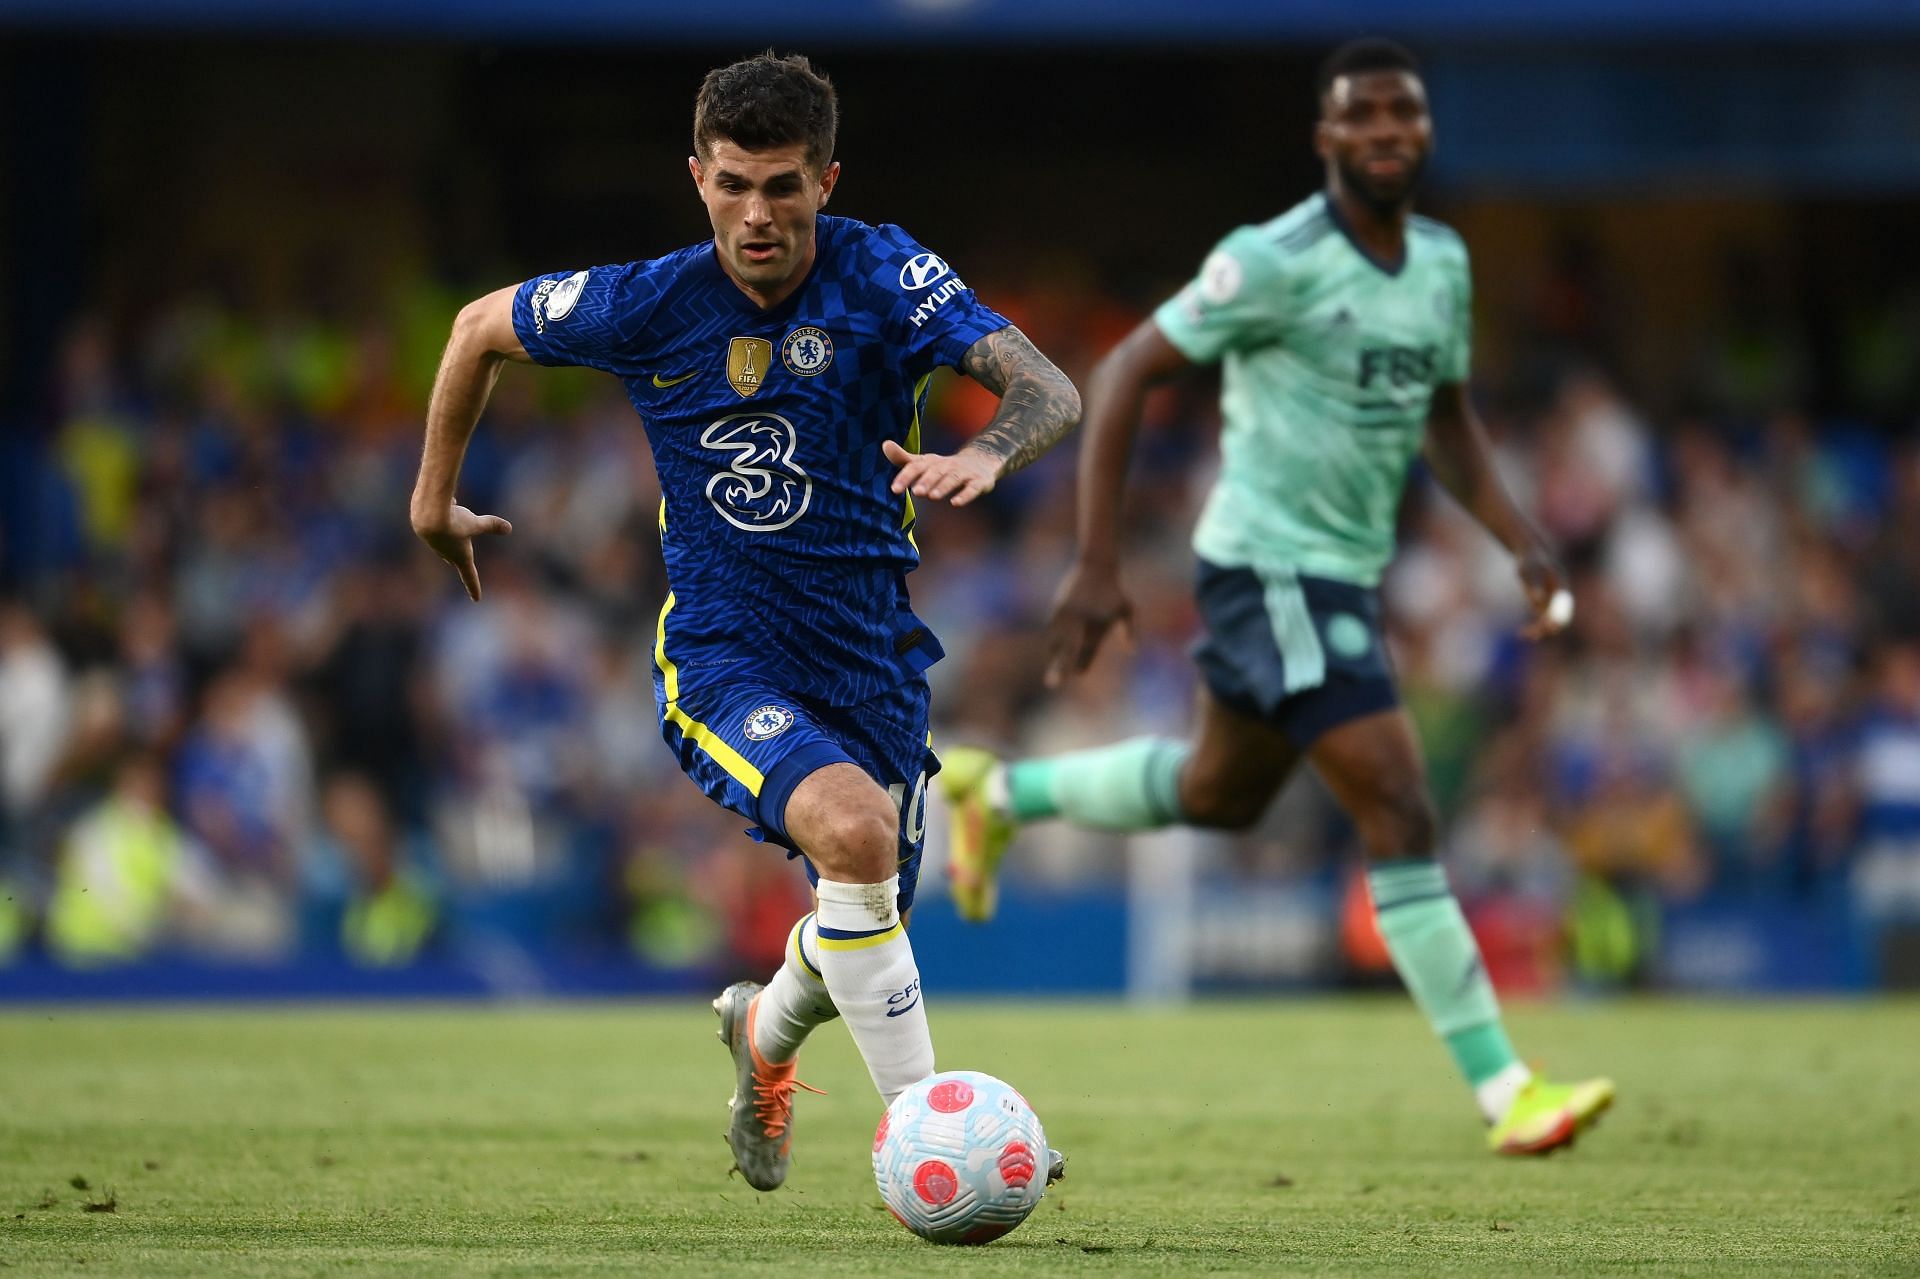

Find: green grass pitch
2;998;1916;1275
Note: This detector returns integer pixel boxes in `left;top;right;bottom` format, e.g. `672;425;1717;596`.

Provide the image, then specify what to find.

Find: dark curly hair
693;51;838;174
1316;37;1422;100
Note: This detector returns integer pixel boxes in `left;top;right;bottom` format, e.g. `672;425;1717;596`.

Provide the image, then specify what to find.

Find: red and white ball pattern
872;1070;1049;1245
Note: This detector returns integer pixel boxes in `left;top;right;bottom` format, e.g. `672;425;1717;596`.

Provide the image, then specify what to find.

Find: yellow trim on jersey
901;371;933;539
654;591;764;795
814;921;906;952
665;704;764;795
658;497;667;535
654;592;681;701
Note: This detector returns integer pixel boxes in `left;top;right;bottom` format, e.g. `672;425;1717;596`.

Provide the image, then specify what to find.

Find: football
872;1070;1050;1245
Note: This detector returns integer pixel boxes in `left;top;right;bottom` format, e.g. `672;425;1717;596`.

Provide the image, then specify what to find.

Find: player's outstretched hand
1517;544;1573;641
883;439;1001;508
1043;561;1135;688
412;503;513;602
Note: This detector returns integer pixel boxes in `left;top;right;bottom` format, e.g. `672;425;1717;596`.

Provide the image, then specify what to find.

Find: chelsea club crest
743;704;796;741
781;326;834;377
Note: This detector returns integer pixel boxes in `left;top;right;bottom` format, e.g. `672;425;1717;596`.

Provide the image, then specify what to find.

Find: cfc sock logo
885;979;922;1018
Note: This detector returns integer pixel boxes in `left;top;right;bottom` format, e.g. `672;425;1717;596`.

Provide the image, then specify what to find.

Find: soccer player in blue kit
409;53;1080;1190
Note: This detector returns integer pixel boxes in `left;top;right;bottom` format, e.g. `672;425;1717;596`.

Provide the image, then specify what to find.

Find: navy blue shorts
654;666;939;915
1191;558;1400;749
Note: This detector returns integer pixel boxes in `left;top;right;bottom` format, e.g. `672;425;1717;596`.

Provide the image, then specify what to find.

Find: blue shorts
655;670;939;914
1191;558;1400;749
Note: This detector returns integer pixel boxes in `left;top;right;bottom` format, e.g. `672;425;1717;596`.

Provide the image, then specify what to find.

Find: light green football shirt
1154;192;1473;586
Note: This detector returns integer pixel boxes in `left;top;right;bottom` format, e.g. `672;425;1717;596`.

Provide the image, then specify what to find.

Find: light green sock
1004;737;1189;830
1369;860;1520;1088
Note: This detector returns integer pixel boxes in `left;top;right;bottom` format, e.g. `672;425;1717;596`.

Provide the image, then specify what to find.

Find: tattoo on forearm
961;325;1082;475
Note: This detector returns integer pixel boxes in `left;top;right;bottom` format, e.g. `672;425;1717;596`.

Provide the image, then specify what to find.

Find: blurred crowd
2;227;1919;988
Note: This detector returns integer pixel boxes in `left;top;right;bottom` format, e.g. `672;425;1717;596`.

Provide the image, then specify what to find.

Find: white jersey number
888;772;929;846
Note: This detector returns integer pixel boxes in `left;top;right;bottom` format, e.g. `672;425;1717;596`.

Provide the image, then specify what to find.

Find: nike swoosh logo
651;371;698;388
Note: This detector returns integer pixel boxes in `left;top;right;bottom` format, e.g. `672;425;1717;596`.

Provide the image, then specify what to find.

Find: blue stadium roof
4;0;1920;43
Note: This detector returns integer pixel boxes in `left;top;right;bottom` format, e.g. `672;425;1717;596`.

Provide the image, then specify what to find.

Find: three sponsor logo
701;412;811;533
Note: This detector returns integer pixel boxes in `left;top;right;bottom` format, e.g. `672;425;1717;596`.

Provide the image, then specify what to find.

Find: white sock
813;875;934;1105
752;912;840;1065
1476;1062;1533;1123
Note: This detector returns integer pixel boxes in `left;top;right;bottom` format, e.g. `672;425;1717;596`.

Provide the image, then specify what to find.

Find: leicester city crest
1325;612;1372;660
743;704;795;741
781;326;834;377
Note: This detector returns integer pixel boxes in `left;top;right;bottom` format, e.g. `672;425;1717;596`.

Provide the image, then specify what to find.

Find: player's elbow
451;299;500;351
449;287;525;362
1053;373;1084;428
451;297;491;337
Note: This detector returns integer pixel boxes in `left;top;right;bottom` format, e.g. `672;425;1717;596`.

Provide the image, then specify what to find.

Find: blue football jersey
511;214;1011;706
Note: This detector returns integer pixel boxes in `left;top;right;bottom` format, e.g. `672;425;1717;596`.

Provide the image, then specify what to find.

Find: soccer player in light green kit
943;39;1613;1155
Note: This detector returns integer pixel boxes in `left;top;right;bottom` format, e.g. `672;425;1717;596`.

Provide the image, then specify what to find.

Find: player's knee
805;804;899;884
1177;773;1267;832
